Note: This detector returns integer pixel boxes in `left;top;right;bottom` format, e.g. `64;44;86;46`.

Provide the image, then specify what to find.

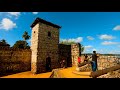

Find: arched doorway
46;57;51;72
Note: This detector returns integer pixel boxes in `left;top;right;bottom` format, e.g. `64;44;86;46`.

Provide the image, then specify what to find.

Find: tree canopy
59;40;84;53
12;40;30;49
22;31;30;41
0;39;10;47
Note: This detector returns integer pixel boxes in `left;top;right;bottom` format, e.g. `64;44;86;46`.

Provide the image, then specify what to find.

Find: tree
12;40;30;49
60;40;84;53
22;31;30;41
0;39;10;47
81;44;84;53
0;39;7;44
22;31;30;48
60;41;76;45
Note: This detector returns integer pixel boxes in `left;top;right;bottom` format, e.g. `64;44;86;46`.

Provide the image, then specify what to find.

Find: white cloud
60;37;83;43
7;12;20;17
0;18;16;31
101;41;119;45
99;34;115;40
107;50;120;54
32;12;39;14
87;36;94;40
84;45;93;49
83;45;93;53
113;25;120;31
92;48;97;51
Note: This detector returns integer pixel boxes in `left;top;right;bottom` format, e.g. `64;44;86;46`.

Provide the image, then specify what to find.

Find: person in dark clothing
60;59;66;68
62;60;66;68
91;51;98;71
84;54;88;62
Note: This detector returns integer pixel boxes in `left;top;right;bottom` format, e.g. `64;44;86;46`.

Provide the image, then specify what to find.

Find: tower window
34;31;35;33
48;31;51;37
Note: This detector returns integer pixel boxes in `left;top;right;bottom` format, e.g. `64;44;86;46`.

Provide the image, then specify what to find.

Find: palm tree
22;31;30;48
22;31;30;41
81;44;84;53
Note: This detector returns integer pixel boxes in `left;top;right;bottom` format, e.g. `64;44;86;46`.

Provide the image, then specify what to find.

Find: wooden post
90;64;120;78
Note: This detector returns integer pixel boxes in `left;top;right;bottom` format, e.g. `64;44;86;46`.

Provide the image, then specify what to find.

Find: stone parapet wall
77;55;120;72
97;55;119;70
78;64;92;72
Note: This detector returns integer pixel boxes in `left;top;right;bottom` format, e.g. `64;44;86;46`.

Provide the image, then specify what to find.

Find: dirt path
58;67;91;78
1;71;52;78
1;67;91;78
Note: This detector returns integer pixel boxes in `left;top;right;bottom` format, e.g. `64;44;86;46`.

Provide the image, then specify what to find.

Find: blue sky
0;12;120;54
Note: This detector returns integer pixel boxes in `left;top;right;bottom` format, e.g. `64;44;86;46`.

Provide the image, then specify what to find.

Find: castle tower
30;18;61;74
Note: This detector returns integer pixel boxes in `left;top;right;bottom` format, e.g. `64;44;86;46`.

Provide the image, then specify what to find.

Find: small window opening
48;31;51;37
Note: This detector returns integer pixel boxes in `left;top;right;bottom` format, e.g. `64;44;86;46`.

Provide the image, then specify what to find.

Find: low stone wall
98;69;120;78
97;55;119;70
78;64;92;72
78;55;120;72
0;48;31;76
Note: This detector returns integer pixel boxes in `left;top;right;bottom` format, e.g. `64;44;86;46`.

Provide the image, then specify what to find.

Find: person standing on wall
91;51;98;71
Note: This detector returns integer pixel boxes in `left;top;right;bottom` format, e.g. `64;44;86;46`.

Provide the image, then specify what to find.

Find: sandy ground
1;71;52;78
59;67;91;78
1;67;91;78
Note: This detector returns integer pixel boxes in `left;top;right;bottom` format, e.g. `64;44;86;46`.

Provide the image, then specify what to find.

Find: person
84;54;88;62
78;56;81;64
62;60;66;68
91;51;98;71
60;60;63;68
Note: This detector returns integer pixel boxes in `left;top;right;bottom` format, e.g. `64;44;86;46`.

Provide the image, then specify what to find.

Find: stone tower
30;18;61;74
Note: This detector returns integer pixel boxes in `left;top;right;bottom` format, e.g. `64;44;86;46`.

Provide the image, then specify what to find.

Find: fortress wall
0;48;31;75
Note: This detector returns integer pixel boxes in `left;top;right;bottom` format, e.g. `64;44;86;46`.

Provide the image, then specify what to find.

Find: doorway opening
46;57;51;72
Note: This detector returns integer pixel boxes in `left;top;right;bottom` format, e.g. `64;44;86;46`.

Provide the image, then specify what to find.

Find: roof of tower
30;17;61;28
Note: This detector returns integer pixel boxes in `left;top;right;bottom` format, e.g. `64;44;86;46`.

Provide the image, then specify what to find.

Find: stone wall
77;55;120;72
59;43;81;68
0;48;31;76
97;55;119;70
97;69;120;78
71;43;81;66
59;44;72;67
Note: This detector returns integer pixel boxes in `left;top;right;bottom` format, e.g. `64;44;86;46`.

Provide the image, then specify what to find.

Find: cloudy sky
0;12;120;54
